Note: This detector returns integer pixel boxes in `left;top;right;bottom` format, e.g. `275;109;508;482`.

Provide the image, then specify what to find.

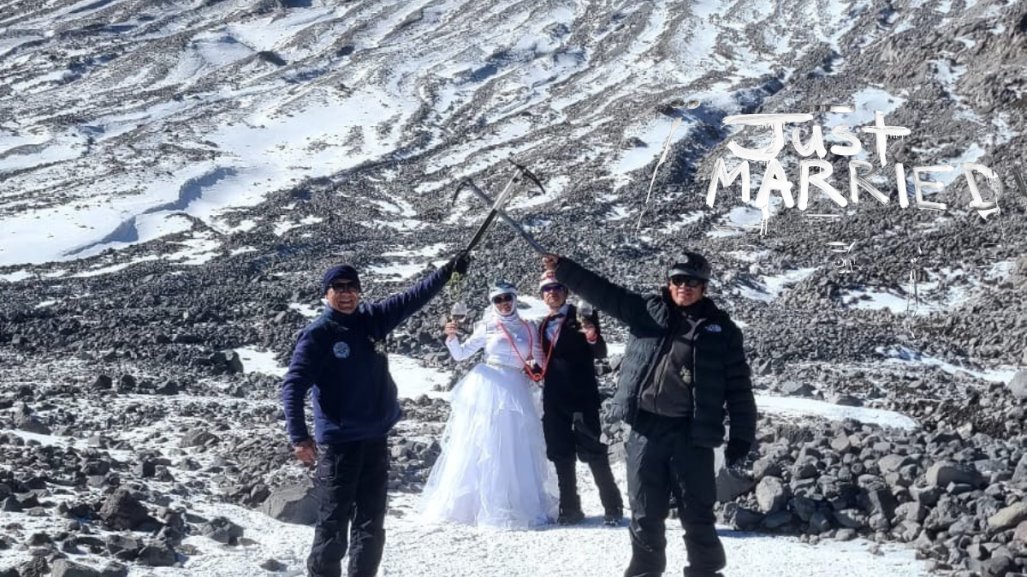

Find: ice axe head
508;159;545;197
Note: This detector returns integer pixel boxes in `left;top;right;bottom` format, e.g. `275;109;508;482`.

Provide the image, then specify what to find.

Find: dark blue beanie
322;265;361;294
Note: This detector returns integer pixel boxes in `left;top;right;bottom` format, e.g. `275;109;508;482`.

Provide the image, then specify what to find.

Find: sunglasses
669;275;705;288
330;282;360;294
491;293;514;304
541;284;565;293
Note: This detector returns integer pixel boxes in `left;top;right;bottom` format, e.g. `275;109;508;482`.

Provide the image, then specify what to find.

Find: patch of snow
382;243;449;258
611;117;696;187
606;204;630;221
368;262;426;280
657;211;704;234
842;287;909;314
757;394;917;430
274;215;324;237
606;342;626;358
824;88;906;132
234;346;287;378
165;235;222;265
989;113;1015;146
389;354;452;400
0;270;33;283
517;295;554;320
71;256;161;278
985;259;1014;281
708;206;765;238
738;268;818;302
289;302;322;319
877;345;1018;384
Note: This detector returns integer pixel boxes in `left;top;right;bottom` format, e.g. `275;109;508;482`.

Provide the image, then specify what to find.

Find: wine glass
449;301;468;335
578;300;595;322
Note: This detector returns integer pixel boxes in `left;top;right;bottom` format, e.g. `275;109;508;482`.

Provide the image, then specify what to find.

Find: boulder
137;543;176;567
988;502;1027;531
1014;454;1027;483
1009;370;1027;400
200;516;244;545
877;454;914;474
179;430;219;448
1013;521;1027;543
755;476;789;513
17;558;49;577
51;559;103;577
716;464;756;503
100;564;128;577
260;559;288;571
15;412;50;435
925;461;982;488
99;489;152;530
260;480;319;525
106;534;143;559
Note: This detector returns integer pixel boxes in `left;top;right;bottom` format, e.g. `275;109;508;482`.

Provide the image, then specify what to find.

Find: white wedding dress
420;310;558;529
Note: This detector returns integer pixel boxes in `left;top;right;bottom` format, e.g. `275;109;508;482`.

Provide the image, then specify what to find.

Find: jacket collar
658;289;720;319
322;303;364;325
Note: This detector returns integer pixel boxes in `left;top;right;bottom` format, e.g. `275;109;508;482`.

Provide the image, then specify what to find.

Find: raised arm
370;253;468;338
446;320;487;362
551;256;662;332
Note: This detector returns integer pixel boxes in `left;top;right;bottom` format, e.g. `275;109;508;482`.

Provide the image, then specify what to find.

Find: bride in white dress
420;281;558;528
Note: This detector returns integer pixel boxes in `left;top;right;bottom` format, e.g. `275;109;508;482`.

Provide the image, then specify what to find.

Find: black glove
449;251;471;275
724;438;751;467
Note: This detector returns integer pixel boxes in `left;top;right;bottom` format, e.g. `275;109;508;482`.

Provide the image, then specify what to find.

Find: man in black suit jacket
537;271;624;526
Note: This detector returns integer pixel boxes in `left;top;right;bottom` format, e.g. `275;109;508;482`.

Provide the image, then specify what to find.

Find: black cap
322;265;361;294
667;252;711;282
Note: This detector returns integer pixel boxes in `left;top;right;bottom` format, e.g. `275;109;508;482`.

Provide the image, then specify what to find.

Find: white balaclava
488;281;519;318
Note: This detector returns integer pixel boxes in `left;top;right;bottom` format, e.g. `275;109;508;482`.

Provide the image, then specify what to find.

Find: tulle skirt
420;363;558;529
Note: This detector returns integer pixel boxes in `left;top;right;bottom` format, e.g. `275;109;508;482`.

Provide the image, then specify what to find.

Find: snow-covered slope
2;1;1026;577
1;0;872;266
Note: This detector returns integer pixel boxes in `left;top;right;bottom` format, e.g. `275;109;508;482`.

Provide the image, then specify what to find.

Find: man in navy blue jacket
282;253;469;577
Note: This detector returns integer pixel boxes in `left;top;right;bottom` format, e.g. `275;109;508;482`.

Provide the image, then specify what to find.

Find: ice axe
459;179;549;254
449;160;546;252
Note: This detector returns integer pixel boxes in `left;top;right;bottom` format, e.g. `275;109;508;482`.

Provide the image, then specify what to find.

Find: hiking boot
557;507;585;525
603;507;623;526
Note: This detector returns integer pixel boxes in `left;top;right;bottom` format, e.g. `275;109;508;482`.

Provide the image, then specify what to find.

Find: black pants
624;411;725;577
308;438;389;577
542;400;608;463
542;401;623;513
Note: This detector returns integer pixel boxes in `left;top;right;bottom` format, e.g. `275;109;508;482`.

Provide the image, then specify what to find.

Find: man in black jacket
543;252;757;577
536;271;624;526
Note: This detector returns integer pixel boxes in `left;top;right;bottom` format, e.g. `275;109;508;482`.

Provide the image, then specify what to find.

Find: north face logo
704;324;722;333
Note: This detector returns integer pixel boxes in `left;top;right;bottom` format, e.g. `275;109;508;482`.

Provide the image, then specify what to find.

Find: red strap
537;314;564;380
496;318;539;380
